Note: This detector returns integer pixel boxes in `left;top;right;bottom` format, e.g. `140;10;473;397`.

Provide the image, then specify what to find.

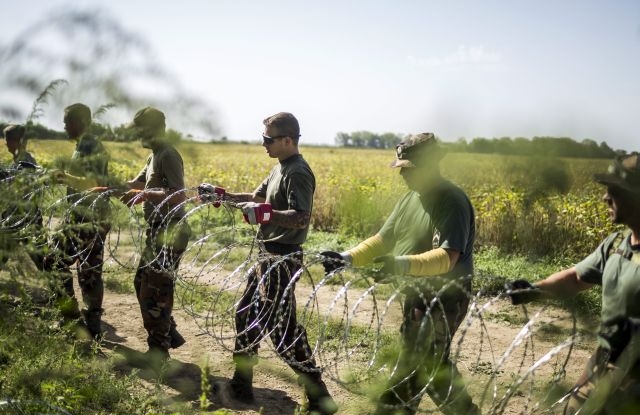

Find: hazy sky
2;0;639;150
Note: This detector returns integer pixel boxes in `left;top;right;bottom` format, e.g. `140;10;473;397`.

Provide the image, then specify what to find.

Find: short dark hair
64;103;92;128
263;112;300;144
3;124;26;141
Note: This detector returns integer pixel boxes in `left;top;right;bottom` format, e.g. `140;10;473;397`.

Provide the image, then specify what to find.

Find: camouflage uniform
231;113;335;413
1;124;45;269
44;109;111;334
129;107;190;353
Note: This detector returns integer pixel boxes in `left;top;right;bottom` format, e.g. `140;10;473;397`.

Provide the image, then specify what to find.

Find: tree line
0;121;623;159
0;121;185;144
334;131;621;158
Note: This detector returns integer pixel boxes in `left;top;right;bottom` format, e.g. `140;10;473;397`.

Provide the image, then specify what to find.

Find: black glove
320;251;345;275
505;279;542;305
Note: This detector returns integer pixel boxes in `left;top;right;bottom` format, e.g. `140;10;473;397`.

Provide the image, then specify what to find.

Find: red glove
240;202;272;224
197;183;226;207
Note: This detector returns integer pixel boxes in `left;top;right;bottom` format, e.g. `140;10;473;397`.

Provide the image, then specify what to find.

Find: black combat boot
82;309;103;340
58;296;81;320
169;321;186;349
229;368;255;402
229;354;257;402
143;345;170;373
300;373;338;415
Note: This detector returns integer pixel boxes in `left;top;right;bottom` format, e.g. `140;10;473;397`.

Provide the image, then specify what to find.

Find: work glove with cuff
239;202;272;224
197;183;226;207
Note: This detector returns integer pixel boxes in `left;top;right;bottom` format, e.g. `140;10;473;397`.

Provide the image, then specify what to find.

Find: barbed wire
0;177;603;414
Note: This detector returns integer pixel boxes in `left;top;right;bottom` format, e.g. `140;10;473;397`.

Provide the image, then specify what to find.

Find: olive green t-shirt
133;143;186;224
253;153;315;245
378;179;475;281
575;231;640;352
66;134;110;220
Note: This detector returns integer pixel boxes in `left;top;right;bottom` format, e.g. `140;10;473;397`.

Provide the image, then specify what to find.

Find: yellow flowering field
11;139;616;260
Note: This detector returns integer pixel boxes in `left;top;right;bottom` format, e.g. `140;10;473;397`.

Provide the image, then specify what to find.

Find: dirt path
97;273;596;415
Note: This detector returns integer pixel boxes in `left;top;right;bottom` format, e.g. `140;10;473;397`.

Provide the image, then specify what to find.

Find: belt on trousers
262;242;302;256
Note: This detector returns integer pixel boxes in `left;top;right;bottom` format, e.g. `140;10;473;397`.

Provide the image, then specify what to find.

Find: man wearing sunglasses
199;112;336;414
506;152;640;414
320;133;479;415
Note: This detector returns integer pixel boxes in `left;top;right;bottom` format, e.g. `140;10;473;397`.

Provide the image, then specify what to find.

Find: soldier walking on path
44;103;111;338
120;106;191;362
198;112;337;415
506;152;640;415
321;133;480;415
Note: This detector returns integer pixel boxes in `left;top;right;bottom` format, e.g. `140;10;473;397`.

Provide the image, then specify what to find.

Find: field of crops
0;138;623;414
6;139;618;261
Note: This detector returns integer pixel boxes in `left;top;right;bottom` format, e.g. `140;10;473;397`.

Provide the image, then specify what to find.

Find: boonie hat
3;124;25;141
129;106;166;130
594;152;640;193
390;132;444;168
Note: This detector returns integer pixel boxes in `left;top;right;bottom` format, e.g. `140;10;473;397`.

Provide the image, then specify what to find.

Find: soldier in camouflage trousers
121;107;190;360
43;103;111;339
199;112;337;415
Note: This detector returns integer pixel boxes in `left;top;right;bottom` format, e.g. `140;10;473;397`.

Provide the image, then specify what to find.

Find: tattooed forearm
226;192;254;204
270;210;311;229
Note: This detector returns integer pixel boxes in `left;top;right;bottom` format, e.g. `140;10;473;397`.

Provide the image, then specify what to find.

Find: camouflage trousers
374;290;479;415
134;220;190;350
563;347;640;415
234;245;319;376
0;209;45;269
44;220;111;313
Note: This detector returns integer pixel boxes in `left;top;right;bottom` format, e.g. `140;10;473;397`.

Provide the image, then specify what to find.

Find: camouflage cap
390;132;444;168
594;152;640;193
64;103;92;126
263;112;300;139
129;106;166;130
3;124;26;141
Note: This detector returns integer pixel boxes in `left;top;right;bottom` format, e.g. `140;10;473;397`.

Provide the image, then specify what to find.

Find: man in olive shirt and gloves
507;152;640;415
121;107;190;361
198;112;337;415
322;133;480;415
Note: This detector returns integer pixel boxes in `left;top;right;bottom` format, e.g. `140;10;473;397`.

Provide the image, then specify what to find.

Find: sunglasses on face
262;134;288;145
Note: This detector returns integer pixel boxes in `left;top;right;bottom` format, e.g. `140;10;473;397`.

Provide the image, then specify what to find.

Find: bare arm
444;248;461;272
269;209;311;229
127;179;145;190
124;180;186;206
534;267;593;298
143;188;186;205
226;192;265;204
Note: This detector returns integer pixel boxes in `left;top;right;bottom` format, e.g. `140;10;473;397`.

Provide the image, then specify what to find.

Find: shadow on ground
101;340;299;414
